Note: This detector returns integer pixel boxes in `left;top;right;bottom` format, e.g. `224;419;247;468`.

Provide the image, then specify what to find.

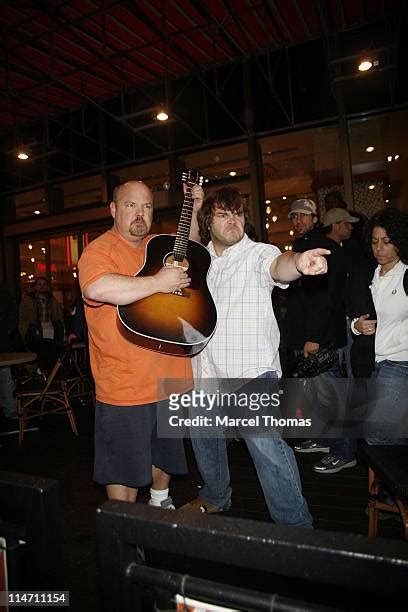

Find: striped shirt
193;234;287;380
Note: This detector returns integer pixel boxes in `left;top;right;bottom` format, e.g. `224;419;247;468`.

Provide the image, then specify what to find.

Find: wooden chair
16;350;78;445
66;341;95;406
360;444;408;541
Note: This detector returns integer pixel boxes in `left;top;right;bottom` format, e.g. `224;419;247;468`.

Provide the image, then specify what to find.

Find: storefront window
348;109;408;217
260;125;343;251
19;239;47;292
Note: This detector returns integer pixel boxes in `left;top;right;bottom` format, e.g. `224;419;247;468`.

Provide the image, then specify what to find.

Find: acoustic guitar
117;171;217;356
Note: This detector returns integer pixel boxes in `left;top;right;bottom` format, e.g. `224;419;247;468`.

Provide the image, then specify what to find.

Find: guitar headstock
181;169;203;187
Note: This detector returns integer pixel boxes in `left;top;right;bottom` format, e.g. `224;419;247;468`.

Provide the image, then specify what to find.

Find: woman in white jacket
351;207;408;445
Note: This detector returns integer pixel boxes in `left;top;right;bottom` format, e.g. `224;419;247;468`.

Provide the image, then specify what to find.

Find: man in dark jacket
0;282;19;418
284;201;358;474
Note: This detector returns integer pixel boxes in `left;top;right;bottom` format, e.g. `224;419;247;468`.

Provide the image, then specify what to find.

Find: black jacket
347;258;377;378
283;228;348;350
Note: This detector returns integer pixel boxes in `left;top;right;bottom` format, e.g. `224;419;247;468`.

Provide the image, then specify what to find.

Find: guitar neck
173;181;195;261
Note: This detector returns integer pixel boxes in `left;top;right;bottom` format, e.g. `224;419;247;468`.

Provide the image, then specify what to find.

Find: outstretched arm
269;248;330;283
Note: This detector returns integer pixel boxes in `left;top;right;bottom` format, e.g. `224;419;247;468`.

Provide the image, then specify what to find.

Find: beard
129;219;148;237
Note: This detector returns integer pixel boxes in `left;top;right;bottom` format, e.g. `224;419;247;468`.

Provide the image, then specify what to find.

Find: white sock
149;488;170;507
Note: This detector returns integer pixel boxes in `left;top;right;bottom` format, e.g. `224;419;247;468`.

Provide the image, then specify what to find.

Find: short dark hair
198;187;250;244
364;207;408;264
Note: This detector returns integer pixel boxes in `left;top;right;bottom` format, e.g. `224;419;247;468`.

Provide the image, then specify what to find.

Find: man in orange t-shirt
79;180;203;506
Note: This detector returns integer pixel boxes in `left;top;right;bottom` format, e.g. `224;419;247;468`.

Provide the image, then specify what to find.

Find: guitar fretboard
173;180;195;261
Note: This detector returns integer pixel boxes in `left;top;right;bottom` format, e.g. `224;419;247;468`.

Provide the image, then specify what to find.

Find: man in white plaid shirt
180;187;329;527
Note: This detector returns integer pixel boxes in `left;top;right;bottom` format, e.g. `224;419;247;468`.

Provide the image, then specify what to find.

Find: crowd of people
76;180;408;528
1;181;407;530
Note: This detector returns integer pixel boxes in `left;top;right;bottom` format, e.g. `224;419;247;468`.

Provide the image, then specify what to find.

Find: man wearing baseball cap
322;208;359;239
284;199;360;474
288;198;319;239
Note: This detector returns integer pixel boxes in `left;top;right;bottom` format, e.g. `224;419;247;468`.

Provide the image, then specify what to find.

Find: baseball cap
322;207;359;227
288;198;317;218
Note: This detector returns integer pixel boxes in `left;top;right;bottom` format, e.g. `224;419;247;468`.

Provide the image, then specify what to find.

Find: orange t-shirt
78;228;192;405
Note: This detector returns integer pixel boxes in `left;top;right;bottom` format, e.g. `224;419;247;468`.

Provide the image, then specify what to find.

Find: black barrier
97;502;408;612
0;471;64;590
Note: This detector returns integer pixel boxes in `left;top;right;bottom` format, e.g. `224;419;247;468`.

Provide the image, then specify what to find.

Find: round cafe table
0;352;37;367
0;353;38;438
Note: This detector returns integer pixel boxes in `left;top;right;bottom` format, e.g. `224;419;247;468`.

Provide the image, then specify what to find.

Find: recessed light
156;110;168;121
17;151;29;160
289;230;294;236
229;171;237;177
387;155;393;162
365;146;375;153
282;196;287;200
394;154;400;160
265;222;269;229
265;199;271;204
28;244;33;250
33;210;41;214
385;199;389;203
204;179;209;183
266;206;271;215
272;215;278;222
358;60;373;72
368;185;375;190
30;257;35;263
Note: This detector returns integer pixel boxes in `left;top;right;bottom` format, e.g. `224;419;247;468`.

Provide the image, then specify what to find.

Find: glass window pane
19;239;47;294
15;188;48;220
260;125;343;251
62;175;102;209
349;109;408;216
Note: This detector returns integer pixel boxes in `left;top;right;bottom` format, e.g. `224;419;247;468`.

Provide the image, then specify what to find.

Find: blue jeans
304;350;356;461
366;360;408;446
0;366;17;417
191;373;313;528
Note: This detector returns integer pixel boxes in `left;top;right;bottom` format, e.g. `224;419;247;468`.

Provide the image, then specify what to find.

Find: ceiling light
289;230;294;236
30;257;35;263
272;215;278;222
265;222;269;229
394;154;400;160
368;184;375;190
265;199;271;204
204;179;209;183
28;244;33;250
282;196;287;200
385;199;389;203
358;59;373;72
387;155;393;162
266;206;271;215
17;150;29;160
365;146;375;153
229;171;237;177
33;210;41;214
284;245;289;251
156;109;169;121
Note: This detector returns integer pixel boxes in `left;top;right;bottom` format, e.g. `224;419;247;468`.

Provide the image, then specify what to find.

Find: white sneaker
148;496;175;510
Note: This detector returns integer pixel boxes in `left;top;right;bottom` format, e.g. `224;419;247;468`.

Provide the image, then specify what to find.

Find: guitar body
118;235;217;356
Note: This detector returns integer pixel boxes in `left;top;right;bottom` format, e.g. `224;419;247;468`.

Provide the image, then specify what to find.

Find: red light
65;236;71;267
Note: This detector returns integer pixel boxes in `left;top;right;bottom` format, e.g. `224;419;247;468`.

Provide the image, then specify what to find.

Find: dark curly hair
363;207;408;264
197;187;251;244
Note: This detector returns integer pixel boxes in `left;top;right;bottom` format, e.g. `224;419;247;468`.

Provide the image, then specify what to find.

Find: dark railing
97;501;408;612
